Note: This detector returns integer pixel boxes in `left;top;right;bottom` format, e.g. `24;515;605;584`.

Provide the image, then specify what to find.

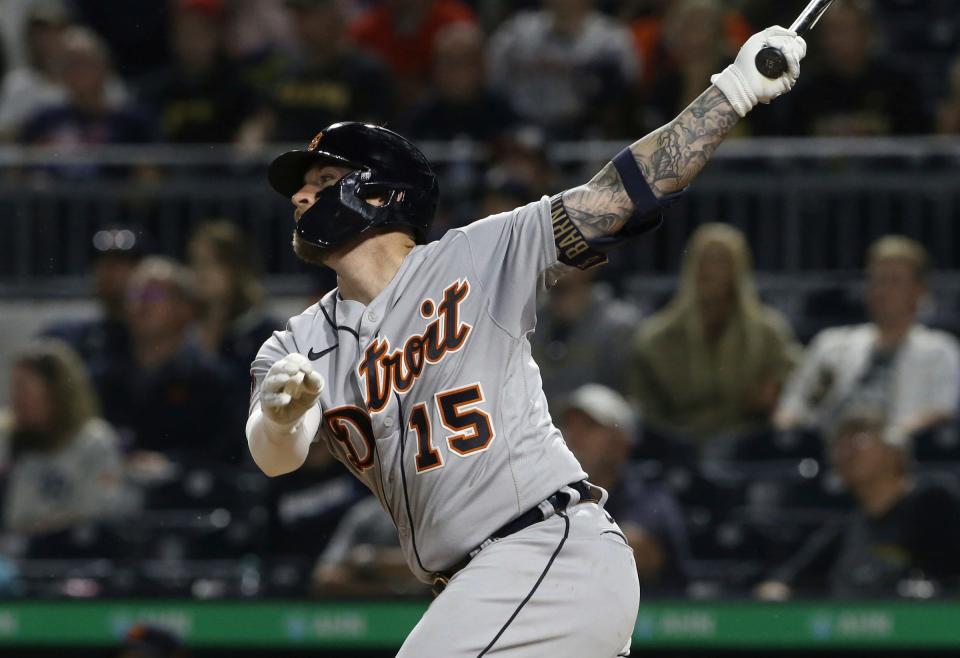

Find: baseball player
247;27;807;657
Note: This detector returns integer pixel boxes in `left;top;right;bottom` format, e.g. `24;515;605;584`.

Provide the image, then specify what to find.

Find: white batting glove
261;353;324;431
711;26;808;117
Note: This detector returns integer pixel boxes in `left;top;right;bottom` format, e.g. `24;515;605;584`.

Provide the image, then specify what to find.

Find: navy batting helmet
268;122;439;248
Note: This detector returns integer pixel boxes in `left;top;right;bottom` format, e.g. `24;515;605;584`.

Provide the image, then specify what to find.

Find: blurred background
0;0;959;656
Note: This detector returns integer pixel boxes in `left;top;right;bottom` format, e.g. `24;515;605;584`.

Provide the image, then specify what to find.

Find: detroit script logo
359;279;472;412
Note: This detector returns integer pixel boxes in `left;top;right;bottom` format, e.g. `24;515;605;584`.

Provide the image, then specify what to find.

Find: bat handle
755;46;788;79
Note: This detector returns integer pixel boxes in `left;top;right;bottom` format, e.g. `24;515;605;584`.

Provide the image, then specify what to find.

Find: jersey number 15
409;384;495;474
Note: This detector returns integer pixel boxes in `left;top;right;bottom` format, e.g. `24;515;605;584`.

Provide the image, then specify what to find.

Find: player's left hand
711;26;808;117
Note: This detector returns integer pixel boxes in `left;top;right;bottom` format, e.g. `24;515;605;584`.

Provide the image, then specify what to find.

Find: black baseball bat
755;0;836;79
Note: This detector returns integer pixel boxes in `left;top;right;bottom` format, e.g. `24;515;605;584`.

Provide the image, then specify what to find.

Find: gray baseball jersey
250;197;589;583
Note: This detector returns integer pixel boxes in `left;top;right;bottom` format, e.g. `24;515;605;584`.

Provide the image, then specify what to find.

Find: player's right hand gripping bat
755;0;836;79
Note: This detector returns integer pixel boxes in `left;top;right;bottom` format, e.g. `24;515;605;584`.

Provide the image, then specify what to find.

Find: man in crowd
91;257;240;464
349;0;476;107
255;0;394;143
531;270;639;411
137;0;260;143
42;226;144;367
776;0;929;136
756;409;960;599
487;0;639;138
400;22;517;143
561;384;690;593
0;0;72;140
775;236;960;447
18;27;156;160
311;494;427;598
264;442;368;592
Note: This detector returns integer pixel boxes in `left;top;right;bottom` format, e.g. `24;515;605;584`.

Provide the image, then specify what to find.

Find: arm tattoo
562;86;740;240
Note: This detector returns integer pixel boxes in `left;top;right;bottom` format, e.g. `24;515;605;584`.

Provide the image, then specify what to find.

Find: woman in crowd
0;339;132;535
187;220;280;377
630;223;800;452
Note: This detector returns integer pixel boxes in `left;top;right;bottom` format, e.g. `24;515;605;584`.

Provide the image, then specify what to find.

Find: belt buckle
431;574;450;597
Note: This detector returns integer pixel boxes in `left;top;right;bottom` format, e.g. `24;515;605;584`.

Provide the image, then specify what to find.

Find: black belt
431;480;604;596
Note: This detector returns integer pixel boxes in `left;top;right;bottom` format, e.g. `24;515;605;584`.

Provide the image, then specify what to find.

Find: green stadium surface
0;600;957;651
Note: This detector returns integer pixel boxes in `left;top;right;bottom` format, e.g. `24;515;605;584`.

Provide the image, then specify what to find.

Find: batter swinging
247;27;807;657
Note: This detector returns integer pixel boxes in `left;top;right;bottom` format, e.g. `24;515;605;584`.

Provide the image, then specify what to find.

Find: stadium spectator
487;125;558;199
17;27;156;176
561;384;690;592
629;0;751;96
215;0;296;98
90;257;240;464
431;165;536;238
628;0;749;135
0;0;23;71
630;224;800;450
400;22;517;143
312;495;427;598
0;340;133;536
736;0;780;36
869;0;960;60
252;0;395;143
615;0;672;20
487;0;639;138
117;623;186;658
775;236;960;446
531;269;639;411
755;410;960;599
778;0;930;136
264;443;367;590
136;0;261;144
221;0;295;64
479;169;534;217
0;0;72;141
187;220;281;378
41;226;144;368
70;0;170;79
348;0;476;108
937;54;960;134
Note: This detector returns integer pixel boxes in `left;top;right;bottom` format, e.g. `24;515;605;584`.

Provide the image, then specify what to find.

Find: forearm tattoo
562;86;740;240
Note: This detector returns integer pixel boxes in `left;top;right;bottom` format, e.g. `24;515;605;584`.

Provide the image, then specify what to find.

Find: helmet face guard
296;170;408;249
269;122;439;250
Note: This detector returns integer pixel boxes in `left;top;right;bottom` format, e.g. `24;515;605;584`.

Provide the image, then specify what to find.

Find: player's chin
291;231;333;267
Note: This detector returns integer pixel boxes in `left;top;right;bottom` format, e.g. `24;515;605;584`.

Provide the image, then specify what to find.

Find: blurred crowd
1;215;959;603
0;0;959;607
0;0;958;154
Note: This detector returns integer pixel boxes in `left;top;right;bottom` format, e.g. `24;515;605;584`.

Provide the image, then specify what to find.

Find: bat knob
755;46;788;79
